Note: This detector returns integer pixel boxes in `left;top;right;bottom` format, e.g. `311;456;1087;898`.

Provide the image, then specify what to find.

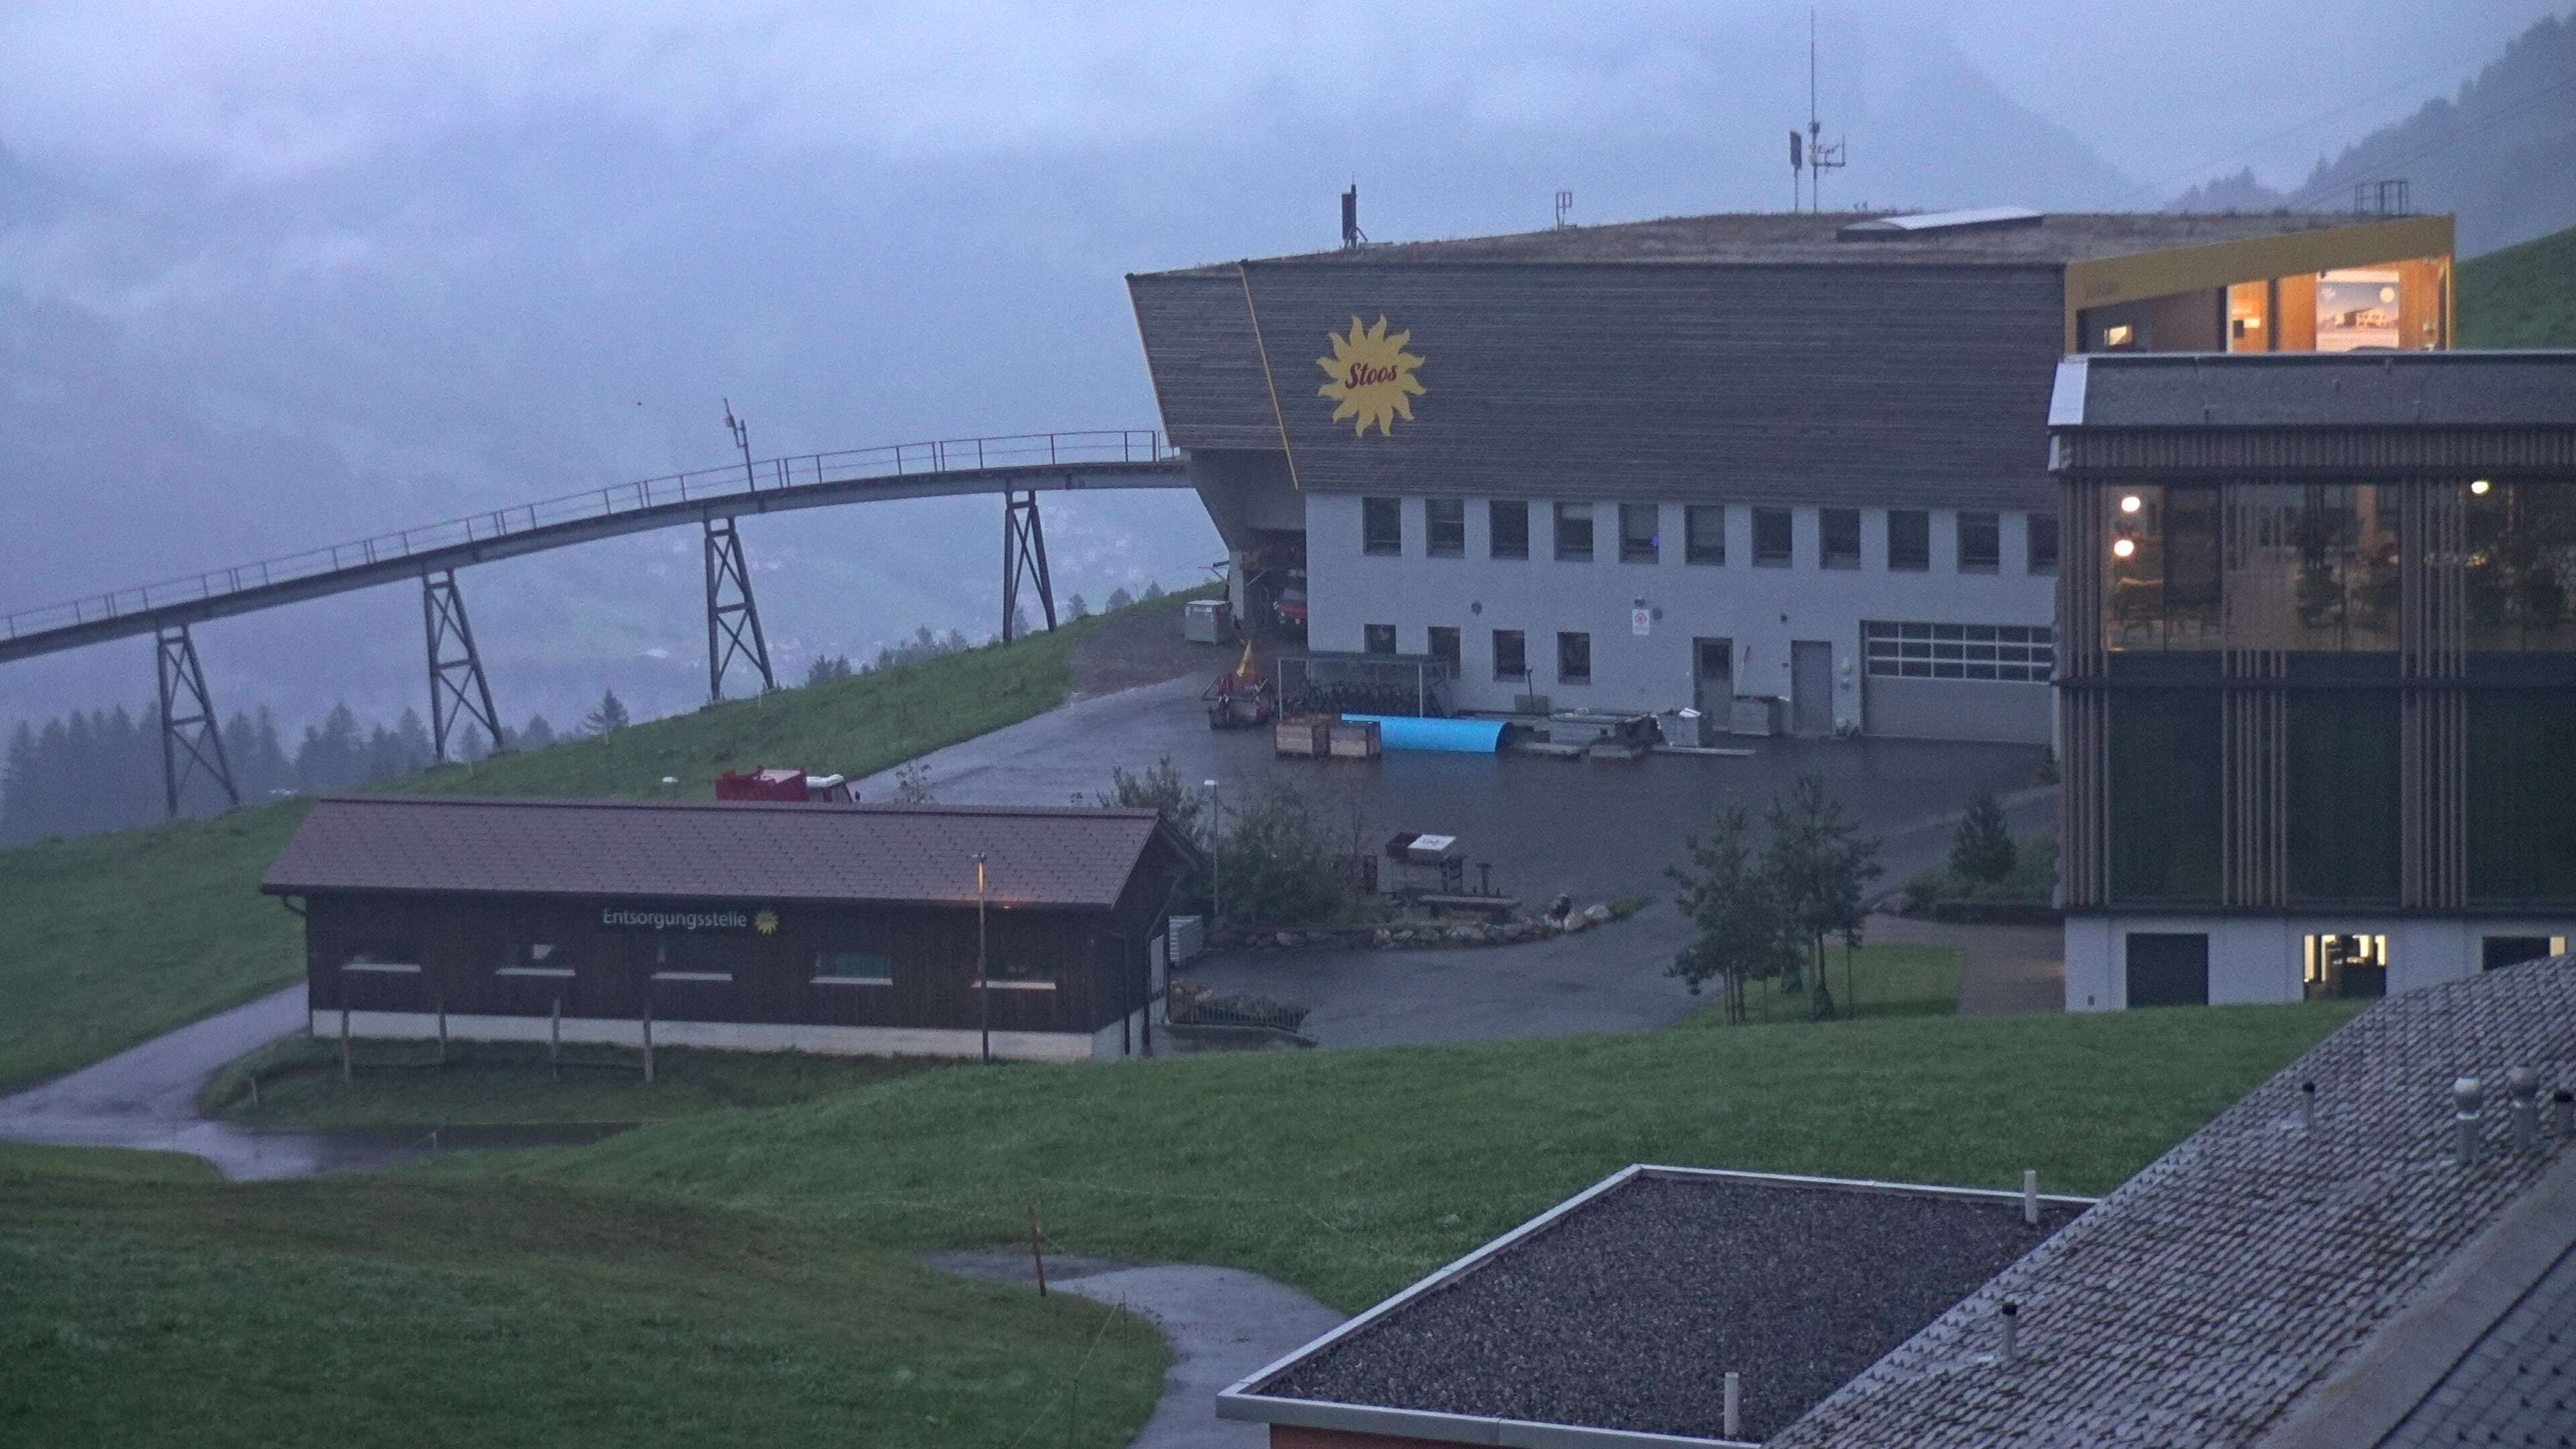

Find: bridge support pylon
704;516;774;702
154;623;238;818
1001;490;1057;644
423;568;504;761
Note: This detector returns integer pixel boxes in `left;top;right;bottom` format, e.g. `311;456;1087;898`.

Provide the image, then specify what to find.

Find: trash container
1660;707;1708;748
1183;599;1228;644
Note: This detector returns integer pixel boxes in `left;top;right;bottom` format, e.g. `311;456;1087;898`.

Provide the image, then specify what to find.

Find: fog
0;1;2564;739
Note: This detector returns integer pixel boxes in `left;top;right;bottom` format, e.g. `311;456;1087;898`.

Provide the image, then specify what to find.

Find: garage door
2126;933;2210;1008
1862;621;2055;745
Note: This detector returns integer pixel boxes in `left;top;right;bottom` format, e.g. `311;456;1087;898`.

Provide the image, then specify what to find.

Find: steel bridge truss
422;568;504;762
704;517;774;702
1001;490;1057;644
154;624;238;818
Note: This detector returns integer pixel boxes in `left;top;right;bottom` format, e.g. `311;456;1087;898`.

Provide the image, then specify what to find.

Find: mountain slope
2457;222;2576;347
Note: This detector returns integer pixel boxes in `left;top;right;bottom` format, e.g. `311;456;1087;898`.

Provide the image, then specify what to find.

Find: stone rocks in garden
1562;912;1590;933
1582;902;1613;925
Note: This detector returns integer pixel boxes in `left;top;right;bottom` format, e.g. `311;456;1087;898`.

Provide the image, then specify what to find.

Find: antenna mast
1803;10;1845;213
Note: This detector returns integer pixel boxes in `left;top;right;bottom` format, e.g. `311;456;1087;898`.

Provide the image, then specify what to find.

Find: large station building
1130;208;2455;743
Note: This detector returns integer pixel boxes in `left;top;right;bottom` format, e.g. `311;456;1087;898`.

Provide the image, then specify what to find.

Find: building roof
260;795;1191;910
2051;350;2576;431
1770;959;2576;1449
1147;209;2390;274
1223;1167;2089;1445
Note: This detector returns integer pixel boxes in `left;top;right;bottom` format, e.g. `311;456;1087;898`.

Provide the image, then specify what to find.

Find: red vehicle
715;767;857;803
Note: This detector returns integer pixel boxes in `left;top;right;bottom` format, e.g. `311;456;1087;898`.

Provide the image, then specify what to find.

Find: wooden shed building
260;795;1201;1063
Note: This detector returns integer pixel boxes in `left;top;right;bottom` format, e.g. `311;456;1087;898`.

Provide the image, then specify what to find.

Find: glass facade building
2053;352;2576;1009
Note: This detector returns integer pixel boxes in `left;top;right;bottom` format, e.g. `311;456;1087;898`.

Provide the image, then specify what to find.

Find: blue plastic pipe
1342;714;1506;753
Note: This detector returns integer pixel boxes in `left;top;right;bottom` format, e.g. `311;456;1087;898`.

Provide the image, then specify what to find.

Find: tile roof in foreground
1773;958;2576;1449
260;794;1189;910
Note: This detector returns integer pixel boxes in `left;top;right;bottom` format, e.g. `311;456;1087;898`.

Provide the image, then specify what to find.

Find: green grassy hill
0;1142;1162;1448
0;598;1187;1093
525;1000;2360;1312
2459;223;2576;348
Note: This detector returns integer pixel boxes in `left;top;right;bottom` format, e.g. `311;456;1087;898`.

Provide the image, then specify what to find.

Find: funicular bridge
0;429;1189;816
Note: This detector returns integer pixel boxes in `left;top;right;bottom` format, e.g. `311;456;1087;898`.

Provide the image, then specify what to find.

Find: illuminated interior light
2111;538;2136;559
2119;494;2143;515
2104;324;2133;347
2469;479;2491;496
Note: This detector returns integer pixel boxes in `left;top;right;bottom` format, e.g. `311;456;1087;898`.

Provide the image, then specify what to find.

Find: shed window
1364;624;1398;655
1362;497;1402;555
1493;629;1527;682
343;945;422;974
1426;498;1466;557
1684;505;1726;565
1427;626;1461;672
1489;501;1530;559
983;957;1055;986
1619;504;1660;564
1753;508;1792;567
812;949;892;985
1554;503;1594;561
497;941;572;979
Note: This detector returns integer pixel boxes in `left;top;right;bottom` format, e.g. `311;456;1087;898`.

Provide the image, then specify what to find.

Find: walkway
924;1251;1344;1448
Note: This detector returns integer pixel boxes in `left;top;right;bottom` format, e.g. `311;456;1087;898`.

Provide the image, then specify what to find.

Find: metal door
1692;637;1733;714
1790;640;1834;735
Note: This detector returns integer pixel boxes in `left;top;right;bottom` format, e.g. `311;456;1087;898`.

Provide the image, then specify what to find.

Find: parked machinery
1205;645;1279;729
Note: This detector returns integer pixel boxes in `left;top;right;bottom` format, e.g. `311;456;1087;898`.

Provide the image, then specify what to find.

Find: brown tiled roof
261;796;1188;910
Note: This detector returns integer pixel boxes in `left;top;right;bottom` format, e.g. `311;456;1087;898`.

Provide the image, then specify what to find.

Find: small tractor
1205;644;1279;729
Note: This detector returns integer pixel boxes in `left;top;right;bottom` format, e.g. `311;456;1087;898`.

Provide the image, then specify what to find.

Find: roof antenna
1340;183;1366;250
1803;9;1846;213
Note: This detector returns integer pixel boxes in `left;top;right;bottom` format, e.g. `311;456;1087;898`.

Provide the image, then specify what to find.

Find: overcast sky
1;1;2562;194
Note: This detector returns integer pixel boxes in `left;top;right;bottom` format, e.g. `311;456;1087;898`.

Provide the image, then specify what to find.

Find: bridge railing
2;429;1176;645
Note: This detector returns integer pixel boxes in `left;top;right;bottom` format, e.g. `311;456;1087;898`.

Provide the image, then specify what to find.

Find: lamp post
1203;780;1222;938
975;852;991;1065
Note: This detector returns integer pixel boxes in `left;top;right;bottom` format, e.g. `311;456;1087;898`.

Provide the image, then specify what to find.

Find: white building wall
2063;916;2576;1011
1305;494;2058;737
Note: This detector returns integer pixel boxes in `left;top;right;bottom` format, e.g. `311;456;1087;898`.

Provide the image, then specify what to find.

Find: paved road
1179;785;2059;1049
924;1250;1344;1448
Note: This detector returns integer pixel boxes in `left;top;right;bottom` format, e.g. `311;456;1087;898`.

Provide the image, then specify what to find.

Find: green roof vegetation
2459;223;2576;349
0;1142;1163;1448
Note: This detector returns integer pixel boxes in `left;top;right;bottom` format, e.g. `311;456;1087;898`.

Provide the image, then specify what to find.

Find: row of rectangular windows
1362;622;2049;686
1862;621;2056;682
1360;498;2060;574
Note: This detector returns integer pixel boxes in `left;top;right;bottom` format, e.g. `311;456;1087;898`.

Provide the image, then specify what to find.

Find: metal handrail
3;429;1174;643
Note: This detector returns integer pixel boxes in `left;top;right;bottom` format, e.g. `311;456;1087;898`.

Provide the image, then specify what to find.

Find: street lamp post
975;852;991;1065
1203;780;1222;939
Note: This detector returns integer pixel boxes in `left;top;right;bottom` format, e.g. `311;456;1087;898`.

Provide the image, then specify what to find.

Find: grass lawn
523;1001;2366;1312
2459;223;2576;348
202;1038;947;1128
0;1142;1164;1449
0;594;1201;1094
1679;942;1963;1025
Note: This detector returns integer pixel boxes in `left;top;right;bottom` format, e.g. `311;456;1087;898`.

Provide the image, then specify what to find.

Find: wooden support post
550;995;562;1079
641;994;655;1084
1028;1203;1048;1296
249;1073;261;1110
340;1003;353;1082
436;989;449;1067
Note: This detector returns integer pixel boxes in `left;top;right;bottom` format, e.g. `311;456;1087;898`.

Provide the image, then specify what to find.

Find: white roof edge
1216;1391;1756;1448
2048;357;2091;428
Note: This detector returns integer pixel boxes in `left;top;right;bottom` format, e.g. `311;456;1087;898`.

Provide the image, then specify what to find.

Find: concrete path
0;984;529;1179
924;1250;1344;1448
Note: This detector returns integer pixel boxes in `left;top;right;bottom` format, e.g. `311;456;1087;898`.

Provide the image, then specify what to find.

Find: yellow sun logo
753;909;780;936
1317;316;1425;437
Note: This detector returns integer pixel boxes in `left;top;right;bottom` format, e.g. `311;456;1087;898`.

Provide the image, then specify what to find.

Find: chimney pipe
1723;1371;1741;1438
2021;1169;2039;1226
2510;1067;2540;1152
2300;1080;2317;1131
2453;1076;2485;1166
1998;1301;2020;1364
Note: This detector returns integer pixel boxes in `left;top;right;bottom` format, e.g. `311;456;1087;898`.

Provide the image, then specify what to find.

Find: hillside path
923;1250;1344;1448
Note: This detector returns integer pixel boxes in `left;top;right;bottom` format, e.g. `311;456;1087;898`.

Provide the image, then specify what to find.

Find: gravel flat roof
1248;1168;2081;1442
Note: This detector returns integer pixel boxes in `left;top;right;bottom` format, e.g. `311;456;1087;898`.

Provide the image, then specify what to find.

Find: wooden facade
268;797;1199;1063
